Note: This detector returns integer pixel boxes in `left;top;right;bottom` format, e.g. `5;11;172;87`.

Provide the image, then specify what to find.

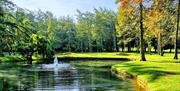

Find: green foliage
0;2;55;63
117;0;179;59
0;54;25;62
76;8;118;52
0;0;179;63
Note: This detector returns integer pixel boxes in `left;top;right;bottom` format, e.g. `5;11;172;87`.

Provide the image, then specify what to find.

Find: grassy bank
57;52;180;91
112;62;180;91
0;54;43;63
0;54;26;62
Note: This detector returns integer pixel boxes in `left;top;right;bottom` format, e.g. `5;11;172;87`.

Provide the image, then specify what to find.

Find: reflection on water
0;63;134;91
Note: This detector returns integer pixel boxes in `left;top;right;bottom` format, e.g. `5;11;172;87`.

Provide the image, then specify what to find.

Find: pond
0;62;135;91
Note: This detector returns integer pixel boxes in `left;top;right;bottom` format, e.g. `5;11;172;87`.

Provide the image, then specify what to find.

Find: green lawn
0;54;43;63
56;52;180;61
70;60;124;67
0;54;26;62
56;52;129;58
112;62;180;91
57;52;180;91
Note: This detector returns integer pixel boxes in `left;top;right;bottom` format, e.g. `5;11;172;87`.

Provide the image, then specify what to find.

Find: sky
11;0;118;17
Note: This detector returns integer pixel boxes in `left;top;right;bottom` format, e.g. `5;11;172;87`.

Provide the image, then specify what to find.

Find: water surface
0;62;134;91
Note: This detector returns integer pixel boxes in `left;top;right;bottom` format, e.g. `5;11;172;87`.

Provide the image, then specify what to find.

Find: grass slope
112;62;180;91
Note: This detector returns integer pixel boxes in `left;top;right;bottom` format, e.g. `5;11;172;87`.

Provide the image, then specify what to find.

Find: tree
94;8;118;52
76;10;95;52
144;0;176;56
139;1;146;61
174;0;180;59
118;0;147;61
35;11;56;60
76;8;118;52
0;0;16;56
144;1;164;56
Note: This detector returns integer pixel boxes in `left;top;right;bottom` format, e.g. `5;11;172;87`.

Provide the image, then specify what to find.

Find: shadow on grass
150;60;180;63
114;63;180;82
116;53;129;56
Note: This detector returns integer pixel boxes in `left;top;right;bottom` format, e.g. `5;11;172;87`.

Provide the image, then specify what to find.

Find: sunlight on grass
71;61;124;67
0;55;26;62
56;52;180;61
112;62;180;91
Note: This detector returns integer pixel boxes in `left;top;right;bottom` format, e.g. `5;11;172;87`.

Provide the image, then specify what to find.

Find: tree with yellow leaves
117;0;146;61
144;0;166;56
144;0;178;57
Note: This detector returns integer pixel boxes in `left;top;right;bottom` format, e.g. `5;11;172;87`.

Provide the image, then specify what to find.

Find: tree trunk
122;45;124;52
136;39;140;52
96;40;98;52
68;35;71;52
121;42;124;52
113;35;117;52
148;47;151;55
0;40;3;57
123;36;126;52
81;39;83;52
27;52;33;65
88;37;92;52
140;2;146;61
148;42;151;55
29;55;33;65
170;48;172;53
128;42;131;52
116;42;119;52
113;23;119;52
101;38;104;52
8;51;11;56
174;0;180;59
158;33;161;55
0;6;3;56
137;46;140;52
68;42;71;52
160;47;164;56
10;46;13;55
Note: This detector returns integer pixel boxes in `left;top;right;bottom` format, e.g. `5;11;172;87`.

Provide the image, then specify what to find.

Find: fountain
40;57;75;70
54;57;58;66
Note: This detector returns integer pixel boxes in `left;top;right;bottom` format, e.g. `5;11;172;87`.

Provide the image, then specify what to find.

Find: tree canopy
0;0;179;63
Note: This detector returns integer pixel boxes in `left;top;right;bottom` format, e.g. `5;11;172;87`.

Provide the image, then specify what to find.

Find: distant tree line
0;0;179;63
0;0;119;63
